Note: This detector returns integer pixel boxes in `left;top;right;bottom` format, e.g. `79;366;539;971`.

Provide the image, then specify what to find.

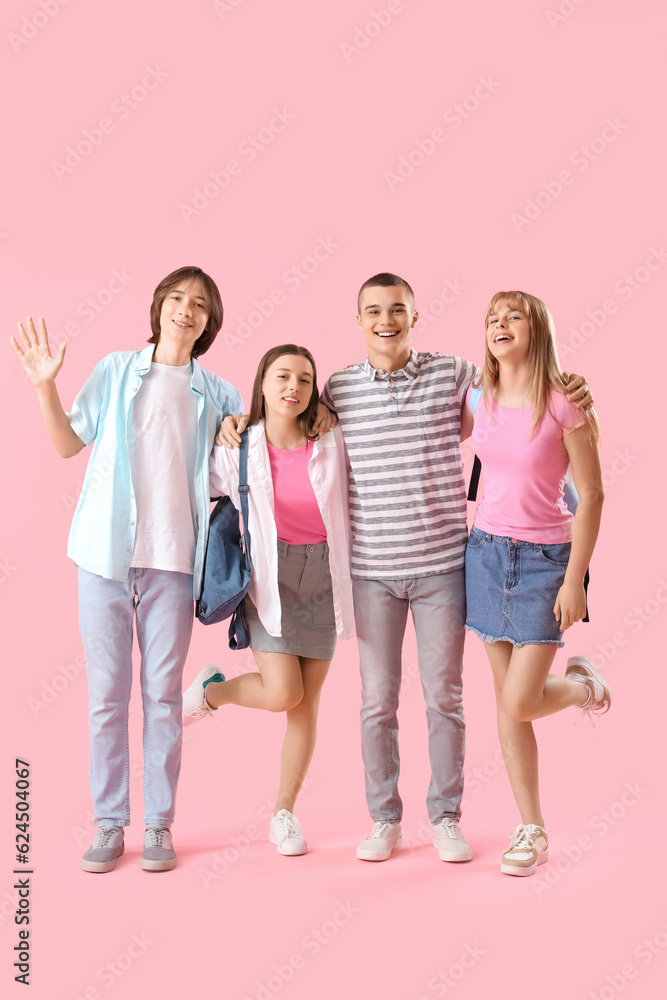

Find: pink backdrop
2;1;665;997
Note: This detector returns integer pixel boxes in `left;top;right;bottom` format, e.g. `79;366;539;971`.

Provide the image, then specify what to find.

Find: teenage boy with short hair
12;266;242;872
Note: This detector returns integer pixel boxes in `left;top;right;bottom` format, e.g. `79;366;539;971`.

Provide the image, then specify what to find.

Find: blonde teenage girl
463;291;610;877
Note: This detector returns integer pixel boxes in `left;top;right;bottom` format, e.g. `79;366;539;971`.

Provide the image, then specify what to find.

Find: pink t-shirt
267;439;328;545
468;386;586;543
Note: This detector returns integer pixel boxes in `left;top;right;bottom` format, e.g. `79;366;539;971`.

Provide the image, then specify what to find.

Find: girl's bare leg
274;657;331;815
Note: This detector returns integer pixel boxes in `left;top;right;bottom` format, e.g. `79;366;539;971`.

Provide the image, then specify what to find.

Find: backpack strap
467;383;483;502
468;383;483;416
238;429;252;574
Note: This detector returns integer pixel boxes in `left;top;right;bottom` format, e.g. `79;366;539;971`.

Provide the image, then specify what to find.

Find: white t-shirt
130;361;198;574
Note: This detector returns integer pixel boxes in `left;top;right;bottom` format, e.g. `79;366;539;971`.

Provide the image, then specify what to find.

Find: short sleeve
66;358;108;446
320;377;337;415
224;387;243;418
453;356;479;401
552;390;587;436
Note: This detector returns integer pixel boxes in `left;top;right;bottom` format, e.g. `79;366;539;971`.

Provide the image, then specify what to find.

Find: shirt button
126;548;131;553
130;522;135;526
390;395;395;401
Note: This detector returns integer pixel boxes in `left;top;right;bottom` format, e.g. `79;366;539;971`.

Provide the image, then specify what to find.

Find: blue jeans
78;567;194;826
352;570;466;825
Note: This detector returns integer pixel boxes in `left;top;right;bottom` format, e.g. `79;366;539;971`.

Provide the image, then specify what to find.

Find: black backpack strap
467;455;482;502
238;430;252;573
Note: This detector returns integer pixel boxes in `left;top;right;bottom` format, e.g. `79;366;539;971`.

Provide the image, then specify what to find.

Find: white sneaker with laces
356;821;402;861
269;809;307;855
500;824;549;876
432;818;473;862
182;664;225;727
566;656;611;718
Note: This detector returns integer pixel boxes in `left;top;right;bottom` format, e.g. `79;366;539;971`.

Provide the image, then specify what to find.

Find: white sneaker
182;664;225;727
81;826;125;873
566;656;611;717
356;821;402;861
432;818;473;862
501;824;549;876
269;809;307;856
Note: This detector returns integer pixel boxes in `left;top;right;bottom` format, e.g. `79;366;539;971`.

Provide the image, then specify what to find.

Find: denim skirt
244;539;337;659
465;526;571;648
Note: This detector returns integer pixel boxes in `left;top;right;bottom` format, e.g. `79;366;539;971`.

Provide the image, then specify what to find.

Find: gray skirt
244;539;337;659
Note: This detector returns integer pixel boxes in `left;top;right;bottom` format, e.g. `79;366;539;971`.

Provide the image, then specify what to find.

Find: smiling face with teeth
157;278;210;358
486;298;531;364
357;283;418;371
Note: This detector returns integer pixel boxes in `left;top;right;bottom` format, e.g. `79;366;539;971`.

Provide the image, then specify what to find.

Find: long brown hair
479;290;599;440
247;345;319;440
148;266;223;358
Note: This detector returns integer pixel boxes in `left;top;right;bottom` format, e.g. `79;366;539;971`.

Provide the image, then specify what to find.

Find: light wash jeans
352;569;466;825
78;567;194;827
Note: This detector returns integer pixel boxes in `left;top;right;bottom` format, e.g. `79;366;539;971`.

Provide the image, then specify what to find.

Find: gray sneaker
81;826;125;873
141;826;176;871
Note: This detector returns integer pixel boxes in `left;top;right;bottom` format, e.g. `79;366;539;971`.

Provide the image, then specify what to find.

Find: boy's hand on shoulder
216;414;248;448
562;371;594;411
10;316;66;390
311;402;337;438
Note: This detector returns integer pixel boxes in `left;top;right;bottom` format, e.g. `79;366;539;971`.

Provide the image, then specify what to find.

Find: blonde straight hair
479;290;599;440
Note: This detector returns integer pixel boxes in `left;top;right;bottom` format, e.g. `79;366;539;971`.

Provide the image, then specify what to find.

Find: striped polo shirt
322;350;477;580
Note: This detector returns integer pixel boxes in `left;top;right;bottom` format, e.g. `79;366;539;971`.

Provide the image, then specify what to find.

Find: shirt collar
133;344;204;394
363;349;418;382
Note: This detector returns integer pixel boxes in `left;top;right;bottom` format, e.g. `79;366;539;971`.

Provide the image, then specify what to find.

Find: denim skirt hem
464;624;564;649
465;526;570;648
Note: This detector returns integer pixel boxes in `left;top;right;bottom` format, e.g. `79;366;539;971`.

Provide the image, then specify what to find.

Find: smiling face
486;298;531;364
261;353;315;420
158;278;210;354
357;284;417;368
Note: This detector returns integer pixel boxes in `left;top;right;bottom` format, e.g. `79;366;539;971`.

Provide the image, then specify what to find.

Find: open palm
11;316;66;389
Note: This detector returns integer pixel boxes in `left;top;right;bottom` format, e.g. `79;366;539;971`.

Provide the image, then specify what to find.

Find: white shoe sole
356;836;403;862
141;856;177;871
566;656;612;712
434;842;474;862
269;836;307;856
81;844;124;873
500;847;549;877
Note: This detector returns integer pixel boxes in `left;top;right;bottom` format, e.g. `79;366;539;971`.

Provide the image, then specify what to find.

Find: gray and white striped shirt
322;350;476;579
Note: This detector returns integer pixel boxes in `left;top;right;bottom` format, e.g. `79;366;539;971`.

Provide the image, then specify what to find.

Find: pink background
2;1;666;997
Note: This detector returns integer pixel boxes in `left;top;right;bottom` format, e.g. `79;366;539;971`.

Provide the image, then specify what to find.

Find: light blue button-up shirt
66;345;242;597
